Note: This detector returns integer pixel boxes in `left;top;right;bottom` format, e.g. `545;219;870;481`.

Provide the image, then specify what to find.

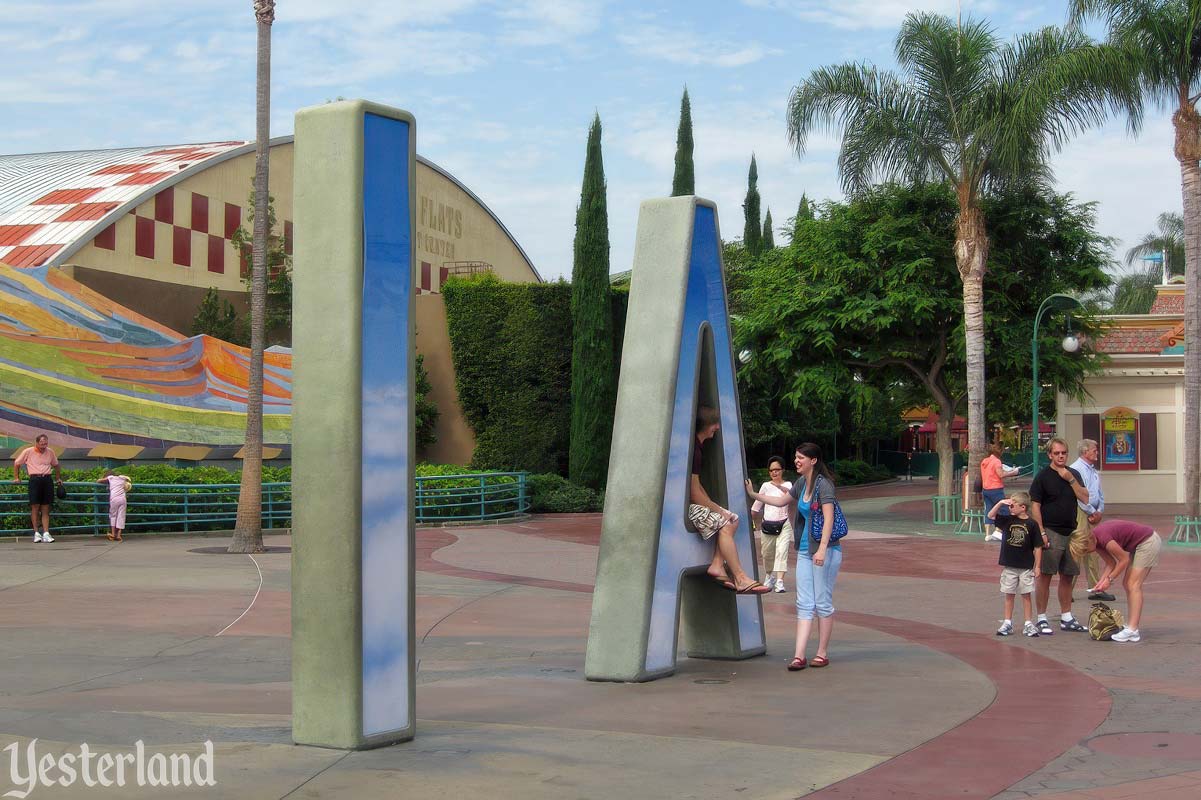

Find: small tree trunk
230;2;273;554
935;406;955;498
955;202;989;509
1176;101;1201;518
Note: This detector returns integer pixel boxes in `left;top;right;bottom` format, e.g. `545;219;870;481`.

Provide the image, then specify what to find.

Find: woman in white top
751;456;793;593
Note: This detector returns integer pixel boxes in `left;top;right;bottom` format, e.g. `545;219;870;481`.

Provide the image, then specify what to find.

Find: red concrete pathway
1;493;1199;799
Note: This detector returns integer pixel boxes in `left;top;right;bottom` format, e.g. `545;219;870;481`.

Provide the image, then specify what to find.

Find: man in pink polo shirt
1084;519;1162;643
12;434;63;543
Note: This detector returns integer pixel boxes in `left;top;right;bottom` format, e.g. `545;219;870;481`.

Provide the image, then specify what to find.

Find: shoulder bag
809;477;849;544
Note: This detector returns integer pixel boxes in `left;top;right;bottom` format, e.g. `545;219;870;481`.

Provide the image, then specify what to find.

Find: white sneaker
41;531;54;543
774;581;787;593
996;621;1013;636
762;575;776;590
1023;621;1040;638
33;532;43;543
986;532;1003;542
1111;627;1140;643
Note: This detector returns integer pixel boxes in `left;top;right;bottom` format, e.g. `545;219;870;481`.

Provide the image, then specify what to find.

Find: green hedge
527;473;603;513
442;274;628;477
746;459;892;489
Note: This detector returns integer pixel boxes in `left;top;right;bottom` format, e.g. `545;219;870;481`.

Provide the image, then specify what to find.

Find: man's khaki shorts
1039;528;1080;577
1132;532;1162;569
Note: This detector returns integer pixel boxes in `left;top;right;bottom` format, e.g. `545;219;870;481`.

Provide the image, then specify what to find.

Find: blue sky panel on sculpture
0;0;1180;281
360;113;414;738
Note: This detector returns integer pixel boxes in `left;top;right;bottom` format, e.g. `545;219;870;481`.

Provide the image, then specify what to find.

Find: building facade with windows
0;138;541;464
1056;283;1187;505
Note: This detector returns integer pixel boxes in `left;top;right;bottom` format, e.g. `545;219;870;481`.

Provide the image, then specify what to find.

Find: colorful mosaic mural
0;261;291;450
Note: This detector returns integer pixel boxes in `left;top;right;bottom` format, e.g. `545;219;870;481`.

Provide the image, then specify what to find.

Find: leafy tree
762;208;775;250
231;189;292;346
414;354;439;452
742;155;762;257
231;0;274;554
191;287;246;345
734;183;1110;495
569;114;615;489
1069;0;1201;517
671;88;695;196
787;11;1137;497
1124;211;1184;278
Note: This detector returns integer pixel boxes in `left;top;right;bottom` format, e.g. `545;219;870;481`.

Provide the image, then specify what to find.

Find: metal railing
2;472;529;535
414;471;528;522
0;482;292;536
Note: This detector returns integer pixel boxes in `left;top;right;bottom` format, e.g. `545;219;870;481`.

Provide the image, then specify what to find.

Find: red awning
917;413;966;433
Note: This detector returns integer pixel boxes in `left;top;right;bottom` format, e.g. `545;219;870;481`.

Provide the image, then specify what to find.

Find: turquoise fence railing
414;472;529;522
0;482;292;536
2;472;529;535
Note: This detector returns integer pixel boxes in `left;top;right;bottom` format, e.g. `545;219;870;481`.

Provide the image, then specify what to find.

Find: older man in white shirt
1069;438;1110;600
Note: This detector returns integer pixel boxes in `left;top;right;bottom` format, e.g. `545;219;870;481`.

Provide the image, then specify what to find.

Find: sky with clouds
0;0;1183;281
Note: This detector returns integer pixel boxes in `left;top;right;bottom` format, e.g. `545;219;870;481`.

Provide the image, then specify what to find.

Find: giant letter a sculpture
585;197;765;682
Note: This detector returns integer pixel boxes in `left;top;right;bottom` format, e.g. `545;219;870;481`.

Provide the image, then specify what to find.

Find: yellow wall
60;139;541;466
1057;357;1185;504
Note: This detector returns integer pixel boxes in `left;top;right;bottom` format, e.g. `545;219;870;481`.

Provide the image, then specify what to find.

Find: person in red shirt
1075;519;1161;643
12;434;63;543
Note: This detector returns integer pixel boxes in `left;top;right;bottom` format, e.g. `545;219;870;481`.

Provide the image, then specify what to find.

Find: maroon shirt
1093;520;1154;552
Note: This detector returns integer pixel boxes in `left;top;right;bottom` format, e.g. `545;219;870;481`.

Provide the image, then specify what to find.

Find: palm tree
229;0;274;554
1111;264;1164;313
1070;1;1201;518
787;12;1137;492
1125;211;1185;277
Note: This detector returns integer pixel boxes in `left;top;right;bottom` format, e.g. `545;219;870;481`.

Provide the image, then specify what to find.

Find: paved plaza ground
2;480;1200;799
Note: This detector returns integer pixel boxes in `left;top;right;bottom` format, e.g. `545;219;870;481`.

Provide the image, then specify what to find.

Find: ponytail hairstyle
795;442;835;485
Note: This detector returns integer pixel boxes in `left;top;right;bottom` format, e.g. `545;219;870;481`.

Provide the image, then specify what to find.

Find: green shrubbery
527;473;604;513
442;273;628;477
747;459;892;489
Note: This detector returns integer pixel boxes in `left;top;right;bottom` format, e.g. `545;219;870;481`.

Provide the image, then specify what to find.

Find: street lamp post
1032;293;1083;472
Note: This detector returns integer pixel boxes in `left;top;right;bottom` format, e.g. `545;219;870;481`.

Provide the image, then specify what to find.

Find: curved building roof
0;138;541;280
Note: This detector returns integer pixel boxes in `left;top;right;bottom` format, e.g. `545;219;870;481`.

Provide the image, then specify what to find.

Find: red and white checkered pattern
0;143;245;268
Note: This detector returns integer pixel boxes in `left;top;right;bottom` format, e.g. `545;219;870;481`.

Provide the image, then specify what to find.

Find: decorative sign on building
1101;407;1139;471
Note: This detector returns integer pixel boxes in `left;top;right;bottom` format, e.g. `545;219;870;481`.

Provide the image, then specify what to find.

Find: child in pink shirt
97;470;132;541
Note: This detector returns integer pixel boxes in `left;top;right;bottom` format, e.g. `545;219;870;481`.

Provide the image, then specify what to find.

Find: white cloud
742;0;995;31
497;0;604;46
114;44;150;62
617;25;779;67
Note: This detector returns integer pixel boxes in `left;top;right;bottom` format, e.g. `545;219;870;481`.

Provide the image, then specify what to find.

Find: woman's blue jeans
795;545;842;620
982;488;1006;524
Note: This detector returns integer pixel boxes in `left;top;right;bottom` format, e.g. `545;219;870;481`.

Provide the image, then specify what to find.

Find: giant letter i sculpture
291;101;417;748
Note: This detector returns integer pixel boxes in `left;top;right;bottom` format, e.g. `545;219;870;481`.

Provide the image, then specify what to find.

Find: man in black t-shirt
1029;437;1091;634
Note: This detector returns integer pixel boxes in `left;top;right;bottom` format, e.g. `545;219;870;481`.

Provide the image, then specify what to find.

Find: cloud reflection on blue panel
360;113;413;738
645;204;764;674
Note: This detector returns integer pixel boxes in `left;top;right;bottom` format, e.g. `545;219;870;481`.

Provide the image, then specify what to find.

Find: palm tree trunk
230;0;274;554
1176;101;1201;519
955;203;989;509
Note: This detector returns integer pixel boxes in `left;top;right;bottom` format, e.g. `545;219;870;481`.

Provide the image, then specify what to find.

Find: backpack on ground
1088;602;1124;641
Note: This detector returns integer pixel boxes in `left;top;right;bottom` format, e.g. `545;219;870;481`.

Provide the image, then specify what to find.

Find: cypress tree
569;113;615;489
762;208;775;250
671;88;695;196
791;194;814;242
742;154;762;256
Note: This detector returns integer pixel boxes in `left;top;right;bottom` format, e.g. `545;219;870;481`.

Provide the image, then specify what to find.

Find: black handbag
54;481;67;500
760;519;785;536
